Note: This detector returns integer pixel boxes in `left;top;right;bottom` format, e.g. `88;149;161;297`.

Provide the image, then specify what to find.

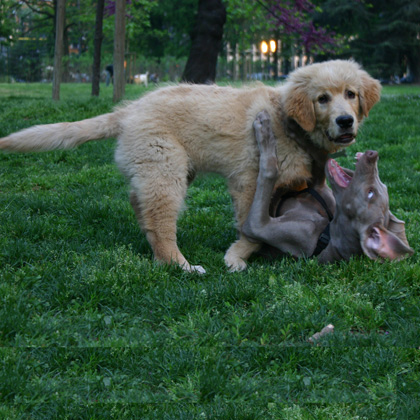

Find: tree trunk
181;0;226;84
407;51;420;83
92;0;105;96
62;24;71;82
113;0;126;102
52;0;66;101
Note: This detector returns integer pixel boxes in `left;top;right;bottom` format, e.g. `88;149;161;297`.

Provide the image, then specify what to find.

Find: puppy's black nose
336;115;354;129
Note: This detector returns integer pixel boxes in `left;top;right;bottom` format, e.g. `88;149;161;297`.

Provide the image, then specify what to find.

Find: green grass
0;82;420;419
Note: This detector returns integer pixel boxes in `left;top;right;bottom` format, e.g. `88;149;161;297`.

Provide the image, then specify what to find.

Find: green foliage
0;83;420;418
223;0;268;50
102;0;160;53
8;1;161;65
314;0;420;79
4;0;420;83
137;0;198;58
0;0;17;40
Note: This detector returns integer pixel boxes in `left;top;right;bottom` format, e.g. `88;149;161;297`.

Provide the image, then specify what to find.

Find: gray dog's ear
284;85;316;132
386;211;414;253
359;71;382;117
362;224;414;261
361;212;414;261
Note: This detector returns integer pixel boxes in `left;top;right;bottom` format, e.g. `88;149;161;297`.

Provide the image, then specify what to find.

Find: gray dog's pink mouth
326;131;355;144
327;159;352;187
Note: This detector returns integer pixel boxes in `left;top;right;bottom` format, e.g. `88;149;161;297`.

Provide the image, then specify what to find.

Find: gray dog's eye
368;189;374;199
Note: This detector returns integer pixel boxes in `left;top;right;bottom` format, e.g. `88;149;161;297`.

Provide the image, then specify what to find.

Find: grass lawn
0;82;420;419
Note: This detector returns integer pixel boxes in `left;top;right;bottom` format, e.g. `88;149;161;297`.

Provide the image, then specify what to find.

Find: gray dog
242;111;413;262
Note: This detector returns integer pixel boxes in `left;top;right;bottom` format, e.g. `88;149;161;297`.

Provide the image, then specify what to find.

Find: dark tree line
2;0;419;98
314;0;420;81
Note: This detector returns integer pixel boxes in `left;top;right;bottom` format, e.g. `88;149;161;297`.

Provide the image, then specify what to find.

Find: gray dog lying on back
242;111;413;262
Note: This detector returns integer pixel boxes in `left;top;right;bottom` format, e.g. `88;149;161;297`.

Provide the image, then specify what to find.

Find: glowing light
261;41;268;54
269;40;277;53
261;40;277;54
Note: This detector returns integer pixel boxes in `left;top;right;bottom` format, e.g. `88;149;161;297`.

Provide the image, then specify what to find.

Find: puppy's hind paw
181;263;206;274
179;261;206;274
190;265;206;274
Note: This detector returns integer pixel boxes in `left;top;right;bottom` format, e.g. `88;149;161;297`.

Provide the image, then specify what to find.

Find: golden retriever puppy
0;60;381;273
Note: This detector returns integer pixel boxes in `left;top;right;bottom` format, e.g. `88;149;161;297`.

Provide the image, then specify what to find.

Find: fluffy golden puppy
0;60;381;273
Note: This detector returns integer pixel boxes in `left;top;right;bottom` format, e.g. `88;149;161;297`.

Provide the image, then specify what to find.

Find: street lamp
261;40;277;80
269;40;277;54
261;41;269;54
260;40;277;54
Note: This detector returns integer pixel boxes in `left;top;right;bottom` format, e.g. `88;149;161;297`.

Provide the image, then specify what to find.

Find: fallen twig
308;324;334;344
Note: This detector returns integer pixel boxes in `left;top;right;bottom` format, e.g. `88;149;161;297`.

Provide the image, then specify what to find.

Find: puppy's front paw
224;244;249;272
224;254;247;272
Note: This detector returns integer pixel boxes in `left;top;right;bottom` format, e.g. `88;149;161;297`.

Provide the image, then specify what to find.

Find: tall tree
368;0;420;81
113;0;126;102
181;0;226;83
222;0;339;80
315;0;420;81
91;0;105;97
261;0;338;55
52;0;65;100
18;0;90;82
0;0;18;39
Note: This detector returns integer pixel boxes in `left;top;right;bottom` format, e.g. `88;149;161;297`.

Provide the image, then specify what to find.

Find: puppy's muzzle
336;115;354;129
327;114;356;144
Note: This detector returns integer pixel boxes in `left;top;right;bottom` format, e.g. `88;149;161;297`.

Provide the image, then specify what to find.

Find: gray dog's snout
336;115;354;129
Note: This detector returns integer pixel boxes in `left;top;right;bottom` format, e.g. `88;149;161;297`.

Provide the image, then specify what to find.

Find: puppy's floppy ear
284;84;316;132
359;71;382;117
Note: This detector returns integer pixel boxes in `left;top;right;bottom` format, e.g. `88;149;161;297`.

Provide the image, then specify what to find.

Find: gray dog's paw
253;110;270;133
254;110;277;154
256;109;270;122
253;110;276;153
254;110;279;179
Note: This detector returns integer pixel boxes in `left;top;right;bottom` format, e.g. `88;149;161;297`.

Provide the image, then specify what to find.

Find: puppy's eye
318;95;329;104
367;189;374;199
347;90;356;99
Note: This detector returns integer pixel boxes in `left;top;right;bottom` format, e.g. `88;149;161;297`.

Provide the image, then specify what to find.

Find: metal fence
0;39;188;84
0;38;305;84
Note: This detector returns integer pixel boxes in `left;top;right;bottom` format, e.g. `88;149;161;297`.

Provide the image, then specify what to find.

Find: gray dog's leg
242;111;279;241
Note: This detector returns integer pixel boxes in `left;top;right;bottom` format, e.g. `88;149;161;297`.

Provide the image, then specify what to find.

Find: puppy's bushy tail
0;112;120;153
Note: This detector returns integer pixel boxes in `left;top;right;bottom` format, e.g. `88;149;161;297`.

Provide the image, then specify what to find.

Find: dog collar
329;150;348;158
